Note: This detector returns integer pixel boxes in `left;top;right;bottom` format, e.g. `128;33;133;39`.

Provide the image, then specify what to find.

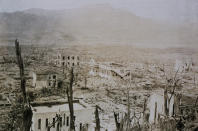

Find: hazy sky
0;0;198;24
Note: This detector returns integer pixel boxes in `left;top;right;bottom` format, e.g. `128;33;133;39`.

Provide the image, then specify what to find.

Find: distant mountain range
0;4;197;47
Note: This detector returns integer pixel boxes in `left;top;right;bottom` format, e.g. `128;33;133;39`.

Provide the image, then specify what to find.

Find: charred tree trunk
22;107;33;131
15;39;27;102
95;105;100;131
154;102;157;124
66;68;75;131
56;122;60;131
15;39;33;131
114;112;120;131
164;88;169;116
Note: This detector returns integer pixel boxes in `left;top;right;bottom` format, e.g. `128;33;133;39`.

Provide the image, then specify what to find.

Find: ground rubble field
0;46;198;130
74;85;152;130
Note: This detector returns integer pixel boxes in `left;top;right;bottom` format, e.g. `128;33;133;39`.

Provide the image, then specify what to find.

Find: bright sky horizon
0;0;198;24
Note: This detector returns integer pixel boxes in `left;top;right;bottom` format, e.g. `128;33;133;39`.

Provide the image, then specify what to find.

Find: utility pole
15;39;33;131
66;68;75;131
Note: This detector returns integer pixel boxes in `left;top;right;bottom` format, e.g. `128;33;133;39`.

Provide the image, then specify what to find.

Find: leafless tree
162;67;182;116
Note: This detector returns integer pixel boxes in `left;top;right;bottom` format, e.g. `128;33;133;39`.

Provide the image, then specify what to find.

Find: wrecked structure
89;59;130;81
147;90;175;124
1;43;198;131
31;67;63;89
55;53;80;68
146;88;198;131
30;101;93;131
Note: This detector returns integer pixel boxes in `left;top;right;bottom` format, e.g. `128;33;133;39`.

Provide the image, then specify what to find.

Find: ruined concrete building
31;68;62;89
55;53;80;68
147;89;198;126
89;59;130;80
30;101;93;131
147;90;175;124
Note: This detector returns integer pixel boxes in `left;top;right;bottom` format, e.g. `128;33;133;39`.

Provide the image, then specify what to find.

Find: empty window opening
46;118;48;127
53;75;56;79
38;119;41;129
53;118;55;128
63;114;66;125
66;116;69;126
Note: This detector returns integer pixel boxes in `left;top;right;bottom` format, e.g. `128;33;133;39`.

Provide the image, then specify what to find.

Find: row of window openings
61;62;80;66
48;81;56;87
38;115;69;129
49;75;56;80
58;56;79;60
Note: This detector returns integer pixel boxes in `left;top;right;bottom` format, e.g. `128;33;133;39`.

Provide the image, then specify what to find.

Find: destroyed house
89;63;129;80
147;90;175;124
90;64;114;79
32;69;61;89
56;53;80;68
148;91;198;124
30;100;93;131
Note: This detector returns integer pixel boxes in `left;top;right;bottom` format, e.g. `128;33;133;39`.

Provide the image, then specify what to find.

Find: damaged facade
30;101;93;131
89;59;129;80
147;90;175;124
31;68;62;89
55;53;80;68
